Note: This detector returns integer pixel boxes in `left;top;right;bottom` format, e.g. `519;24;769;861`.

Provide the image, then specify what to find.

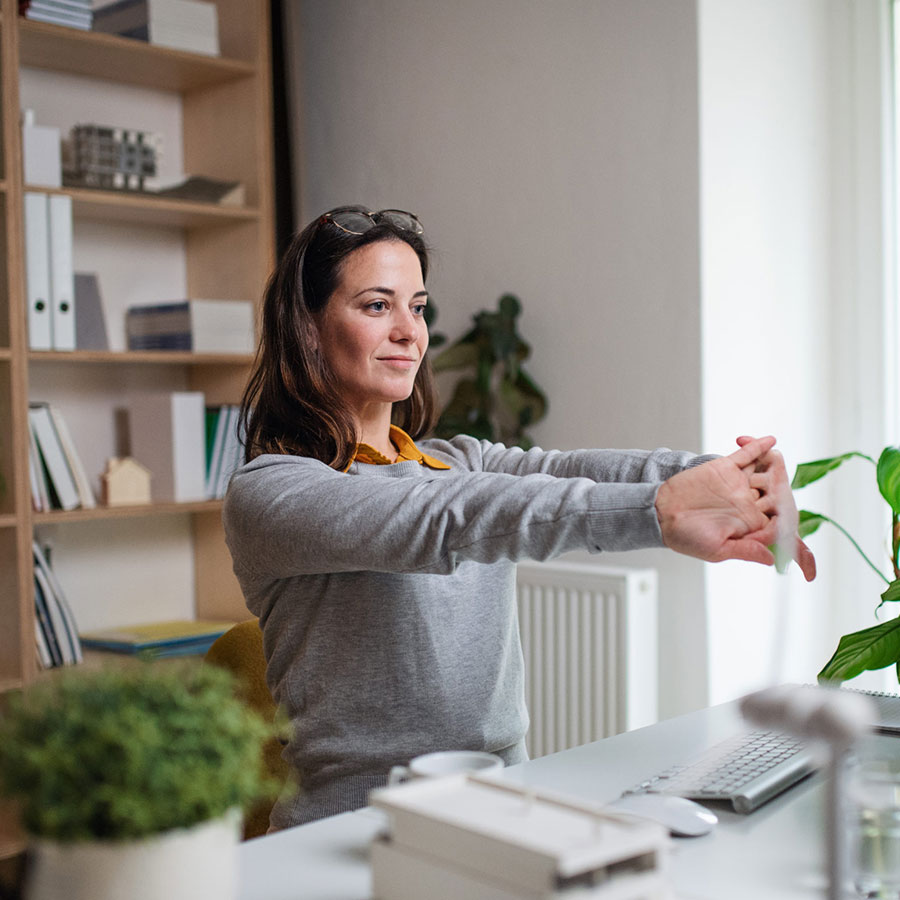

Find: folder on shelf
24;191;52;351
74;272;109;351
29;402;80;511
204;404;229;499
47;405;96;509
129;391;207;502
48;193;76;351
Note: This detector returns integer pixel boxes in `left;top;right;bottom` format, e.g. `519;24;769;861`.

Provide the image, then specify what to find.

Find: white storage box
369;775;671;900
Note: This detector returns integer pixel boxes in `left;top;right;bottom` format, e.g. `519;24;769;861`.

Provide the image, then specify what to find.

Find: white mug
388;750;504;786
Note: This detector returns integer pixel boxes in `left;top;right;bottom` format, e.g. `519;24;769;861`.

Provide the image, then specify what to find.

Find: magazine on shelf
78;619;233;657
33;541;83;668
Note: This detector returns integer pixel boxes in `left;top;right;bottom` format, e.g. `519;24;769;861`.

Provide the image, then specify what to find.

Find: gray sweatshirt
223;436;711;828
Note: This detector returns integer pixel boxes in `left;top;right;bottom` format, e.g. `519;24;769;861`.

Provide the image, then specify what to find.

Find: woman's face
316;239;429;424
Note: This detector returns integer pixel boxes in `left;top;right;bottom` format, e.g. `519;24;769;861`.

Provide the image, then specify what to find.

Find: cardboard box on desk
369;774;671;900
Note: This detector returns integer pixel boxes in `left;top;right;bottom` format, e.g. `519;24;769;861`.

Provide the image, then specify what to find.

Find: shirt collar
351;425;451;470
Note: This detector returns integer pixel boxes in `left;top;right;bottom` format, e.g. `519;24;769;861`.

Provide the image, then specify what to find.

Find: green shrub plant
0;662;280;841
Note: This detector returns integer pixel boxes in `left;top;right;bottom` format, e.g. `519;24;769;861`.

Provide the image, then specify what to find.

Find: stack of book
34;541;83;669
20;0;92;30
205;404;244;499
28;402;96;512
79;619;233;658
92;0;219;56
126;299;255;354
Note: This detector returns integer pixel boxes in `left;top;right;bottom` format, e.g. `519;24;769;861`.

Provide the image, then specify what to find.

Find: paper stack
370;774;671;900
93;0;219;56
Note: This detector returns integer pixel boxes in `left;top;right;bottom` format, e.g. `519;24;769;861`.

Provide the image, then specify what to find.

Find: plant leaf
797;510;827;539
882;580;900;604
818;616;900;683
431;340;478;372
791;452;875;490
878;447;900;514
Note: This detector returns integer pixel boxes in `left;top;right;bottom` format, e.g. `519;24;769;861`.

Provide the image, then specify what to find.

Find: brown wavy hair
240;206;439;470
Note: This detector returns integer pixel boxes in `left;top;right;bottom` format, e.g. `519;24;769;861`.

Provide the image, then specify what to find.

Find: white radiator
515;560;658;758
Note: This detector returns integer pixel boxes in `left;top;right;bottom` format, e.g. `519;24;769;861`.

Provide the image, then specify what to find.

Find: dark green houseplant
791;448;900;682
430;293;548;448
0;662;279;842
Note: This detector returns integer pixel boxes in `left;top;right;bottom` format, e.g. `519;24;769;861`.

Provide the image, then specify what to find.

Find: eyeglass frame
318;208;424;236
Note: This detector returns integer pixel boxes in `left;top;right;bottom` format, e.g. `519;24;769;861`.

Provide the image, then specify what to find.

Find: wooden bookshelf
29;349;254;365
23;184;259;228
1;0;275;723
18;19;255;90
33;499;223;524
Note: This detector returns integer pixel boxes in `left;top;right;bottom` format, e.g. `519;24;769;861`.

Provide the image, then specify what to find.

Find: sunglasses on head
319;209;424;236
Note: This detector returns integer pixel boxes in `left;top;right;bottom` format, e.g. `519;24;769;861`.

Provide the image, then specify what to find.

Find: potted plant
791;447;900;682
430;293;548;449
0;662;280;900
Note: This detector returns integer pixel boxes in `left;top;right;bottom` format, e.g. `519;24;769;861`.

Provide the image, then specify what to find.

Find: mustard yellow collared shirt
350;425;451;470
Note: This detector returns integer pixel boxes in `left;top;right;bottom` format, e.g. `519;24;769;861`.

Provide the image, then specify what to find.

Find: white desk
238;702;900;900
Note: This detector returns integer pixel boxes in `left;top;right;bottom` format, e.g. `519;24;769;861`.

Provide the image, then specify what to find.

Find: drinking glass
848;755;900;899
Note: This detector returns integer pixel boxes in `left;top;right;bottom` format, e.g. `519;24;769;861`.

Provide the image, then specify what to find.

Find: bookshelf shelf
0;515;16;528
32;500;224;524
19;19;255;91
29;350;254;365
25;185;259;229
0;348;10;361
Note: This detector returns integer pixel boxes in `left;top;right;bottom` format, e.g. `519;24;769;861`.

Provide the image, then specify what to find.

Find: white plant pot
25;809;241;900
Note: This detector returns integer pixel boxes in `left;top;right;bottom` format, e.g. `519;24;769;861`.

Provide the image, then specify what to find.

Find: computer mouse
608;793;718;837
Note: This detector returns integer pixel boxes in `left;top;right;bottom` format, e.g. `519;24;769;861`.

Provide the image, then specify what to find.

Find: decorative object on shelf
126;299;254;353
19;0;93;30
791;448;900;683
21;109;62;188
62;123;160;192
431;293;548;449
92;0;220;57
0;663;281;900
100;456;151;506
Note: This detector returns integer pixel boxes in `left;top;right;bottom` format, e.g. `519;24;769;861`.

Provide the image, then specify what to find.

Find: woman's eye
413;304;427;316
367;301;387;312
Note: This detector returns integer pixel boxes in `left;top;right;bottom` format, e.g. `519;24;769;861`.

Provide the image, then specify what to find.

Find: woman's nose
391;310;418;342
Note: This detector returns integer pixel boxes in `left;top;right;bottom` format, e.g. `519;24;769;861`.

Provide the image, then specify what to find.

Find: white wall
699;0;897;701
290;0;897;713
292;0;708;717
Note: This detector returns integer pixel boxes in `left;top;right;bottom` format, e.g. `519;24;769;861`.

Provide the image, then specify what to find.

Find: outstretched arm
654;435;816;581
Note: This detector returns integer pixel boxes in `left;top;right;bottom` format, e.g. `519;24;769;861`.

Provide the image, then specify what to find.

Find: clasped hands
655;435;816;581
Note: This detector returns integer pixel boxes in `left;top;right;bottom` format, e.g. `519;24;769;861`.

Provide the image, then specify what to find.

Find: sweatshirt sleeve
424;435;718;482
223;454;668;581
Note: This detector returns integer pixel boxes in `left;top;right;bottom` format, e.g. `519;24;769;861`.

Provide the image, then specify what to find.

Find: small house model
101;457;151;506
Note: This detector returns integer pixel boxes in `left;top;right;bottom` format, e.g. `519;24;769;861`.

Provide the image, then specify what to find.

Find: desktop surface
238;701;900;900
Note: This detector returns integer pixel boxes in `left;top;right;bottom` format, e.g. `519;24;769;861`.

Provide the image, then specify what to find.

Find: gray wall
289;0;708;716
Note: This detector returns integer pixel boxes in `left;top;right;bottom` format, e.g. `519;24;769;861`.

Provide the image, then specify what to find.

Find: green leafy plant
431;293;548;448
792;448;900;683
0;662;281;842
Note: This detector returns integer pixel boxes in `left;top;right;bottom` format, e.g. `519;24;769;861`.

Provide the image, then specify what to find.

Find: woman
223;205;815;830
